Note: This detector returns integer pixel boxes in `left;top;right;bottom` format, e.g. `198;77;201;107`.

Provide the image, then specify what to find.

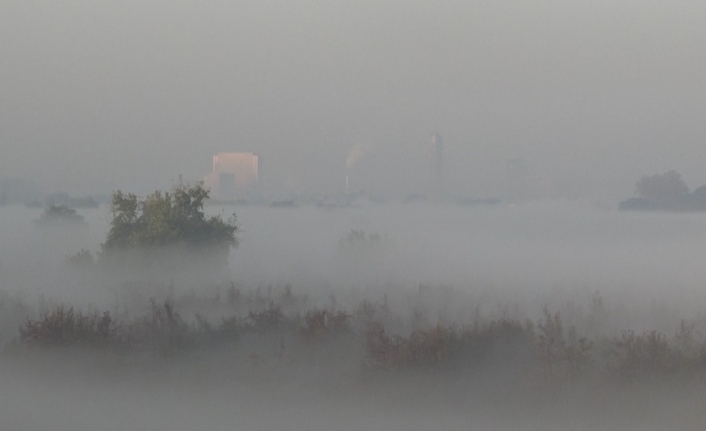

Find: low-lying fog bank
3;286;706;431
2;358;706;431
2;201;706;429
3;201;706;330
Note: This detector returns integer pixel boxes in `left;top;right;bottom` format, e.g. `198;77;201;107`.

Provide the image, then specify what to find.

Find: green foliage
102;183;237;256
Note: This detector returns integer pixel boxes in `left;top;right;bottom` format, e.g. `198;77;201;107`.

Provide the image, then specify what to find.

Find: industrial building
204;152;260;199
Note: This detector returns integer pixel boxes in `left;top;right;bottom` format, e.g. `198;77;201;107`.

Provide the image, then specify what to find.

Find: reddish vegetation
10;287;706;386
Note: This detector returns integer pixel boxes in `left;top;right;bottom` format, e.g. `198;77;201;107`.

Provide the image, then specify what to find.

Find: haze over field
3;1;706;430
1;203;706;430
3;203;706;335
2;1;706;199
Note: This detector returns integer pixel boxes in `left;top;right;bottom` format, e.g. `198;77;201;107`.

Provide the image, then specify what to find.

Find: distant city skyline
3;1;706;202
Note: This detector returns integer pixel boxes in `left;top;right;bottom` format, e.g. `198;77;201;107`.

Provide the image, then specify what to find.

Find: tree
101;183;237;269
685;184;706;211
634;171;688;207
35;204;87;227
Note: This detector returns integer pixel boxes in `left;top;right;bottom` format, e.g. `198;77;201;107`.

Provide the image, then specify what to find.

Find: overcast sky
2;0;706;199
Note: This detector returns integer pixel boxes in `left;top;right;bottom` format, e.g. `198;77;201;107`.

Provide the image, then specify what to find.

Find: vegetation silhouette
100;183;238;273
620;170;706;211
34;204;87;227
13;286;706;385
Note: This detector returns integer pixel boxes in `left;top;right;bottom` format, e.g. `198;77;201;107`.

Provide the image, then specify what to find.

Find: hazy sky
2;1;706;199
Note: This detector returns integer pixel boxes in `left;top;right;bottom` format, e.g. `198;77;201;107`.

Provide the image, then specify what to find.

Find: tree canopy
620;171;706;212
102;183;237;256
35;204;87;227
635;171;688;206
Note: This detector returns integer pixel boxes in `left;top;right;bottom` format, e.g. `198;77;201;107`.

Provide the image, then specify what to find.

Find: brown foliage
300;308;350;340
19;306;116;347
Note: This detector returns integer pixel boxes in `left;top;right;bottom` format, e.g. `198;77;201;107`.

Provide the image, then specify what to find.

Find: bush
300;308;351;340
365;318;535;370
635;171;688;207
13;289;706;386
66;249;94;268
101;183;238;270
19;306;117;347
34;205;87;227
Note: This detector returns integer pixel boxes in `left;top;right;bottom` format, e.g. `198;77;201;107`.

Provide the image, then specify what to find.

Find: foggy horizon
4;2;706;429
4;200;706;430
3;1;706;200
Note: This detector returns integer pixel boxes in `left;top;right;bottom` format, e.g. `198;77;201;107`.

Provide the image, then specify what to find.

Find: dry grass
19;306;117;348
9;286;706;387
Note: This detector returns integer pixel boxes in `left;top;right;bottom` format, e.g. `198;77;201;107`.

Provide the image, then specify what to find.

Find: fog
2;202;706;429
3;1;706;198
4;0;706;428
5;202;706;323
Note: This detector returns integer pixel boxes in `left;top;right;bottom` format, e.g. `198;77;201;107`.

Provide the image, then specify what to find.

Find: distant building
204;152;260;199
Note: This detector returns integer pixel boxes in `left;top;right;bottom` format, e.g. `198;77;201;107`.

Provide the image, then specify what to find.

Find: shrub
127;300;189;354
99;184;238;276
300;308;351;340
102;183;237;259
609;330;679;379
246;304;285;333
365;319;534;370
66;249;94;268
34;204;87;227
19;306;116;347
537;309;592;378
